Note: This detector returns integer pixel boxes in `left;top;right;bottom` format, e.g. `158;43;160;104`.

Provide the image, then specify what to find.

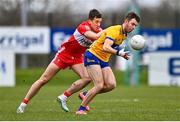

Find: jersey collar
121;25;127;36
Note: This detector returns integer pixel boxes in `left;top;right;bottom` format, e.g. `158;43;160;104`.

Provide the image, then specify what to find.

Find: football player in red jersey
17;9;104;113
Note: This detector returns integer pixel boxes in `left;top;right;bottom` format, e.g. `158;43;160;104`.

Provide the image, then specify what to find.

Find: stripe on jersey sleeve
106;37;114;41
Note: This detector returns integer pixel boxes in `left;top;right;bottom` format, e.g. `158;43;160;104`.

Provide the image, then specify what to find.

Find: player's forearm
102;44;117;55
84;31;100;40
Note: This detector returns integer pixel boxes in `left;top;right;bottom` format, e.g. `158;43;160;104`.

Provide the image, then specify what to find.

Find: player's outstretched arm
84;30;105;40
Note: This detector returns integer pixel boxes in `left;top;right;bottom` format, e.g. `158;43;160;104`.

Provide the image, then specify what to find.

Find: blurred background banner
0;27;50;54
0;50;15;87
140;28;180;86
141;29;180;52
50;28;74;52
148;52;180;86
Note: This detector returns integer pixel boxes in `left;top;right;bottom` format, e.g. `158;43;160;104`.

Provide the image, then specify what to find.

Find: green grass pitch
0;68;180;121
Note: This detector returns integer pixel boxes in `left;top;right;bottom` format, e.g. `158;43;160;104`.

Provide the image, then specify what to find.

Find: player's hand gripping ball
130;35;146;50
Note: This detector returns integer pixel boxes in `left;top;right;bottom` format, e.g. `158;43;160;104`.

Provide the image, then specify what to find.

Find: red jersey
60;20;102;57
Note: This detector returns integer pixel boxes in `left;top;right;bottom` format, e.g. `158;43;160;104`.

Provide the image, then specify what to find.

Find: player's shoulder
107;25;121;30
79;20;90;27
77;20;91;30
106;25;121;33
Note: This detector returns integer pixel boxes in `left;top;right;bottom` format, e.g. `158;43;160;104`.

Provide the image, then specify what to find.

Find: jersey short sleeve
77;23;91;35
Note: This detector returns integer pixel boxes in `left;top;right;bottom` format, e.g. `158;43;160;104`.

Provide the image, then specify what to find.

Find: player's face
90;17;102;32
124;18;138;33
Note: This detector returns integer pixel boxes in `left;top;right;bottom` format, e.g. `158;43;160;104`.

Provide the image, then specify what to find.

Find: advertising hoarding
0;50;15;87
141;29;180;86
0;27;50;54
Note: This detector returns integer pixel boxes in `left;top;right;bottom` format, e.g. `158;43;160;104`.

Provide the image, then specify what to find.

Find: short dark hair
125;12;140;23
88;9;102;20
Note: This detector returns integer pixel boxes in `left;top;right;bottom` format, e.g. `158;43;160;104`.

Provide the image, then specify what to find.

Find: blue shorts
84;51;109;68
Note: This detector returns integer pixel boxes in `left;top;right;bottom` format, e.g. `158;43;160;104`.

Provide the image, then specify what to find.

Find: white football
130;35;146;50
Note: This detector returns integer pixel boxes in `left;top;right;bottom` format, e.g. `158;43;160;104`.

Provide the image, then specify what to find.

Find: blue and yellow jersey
89;25;127;62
